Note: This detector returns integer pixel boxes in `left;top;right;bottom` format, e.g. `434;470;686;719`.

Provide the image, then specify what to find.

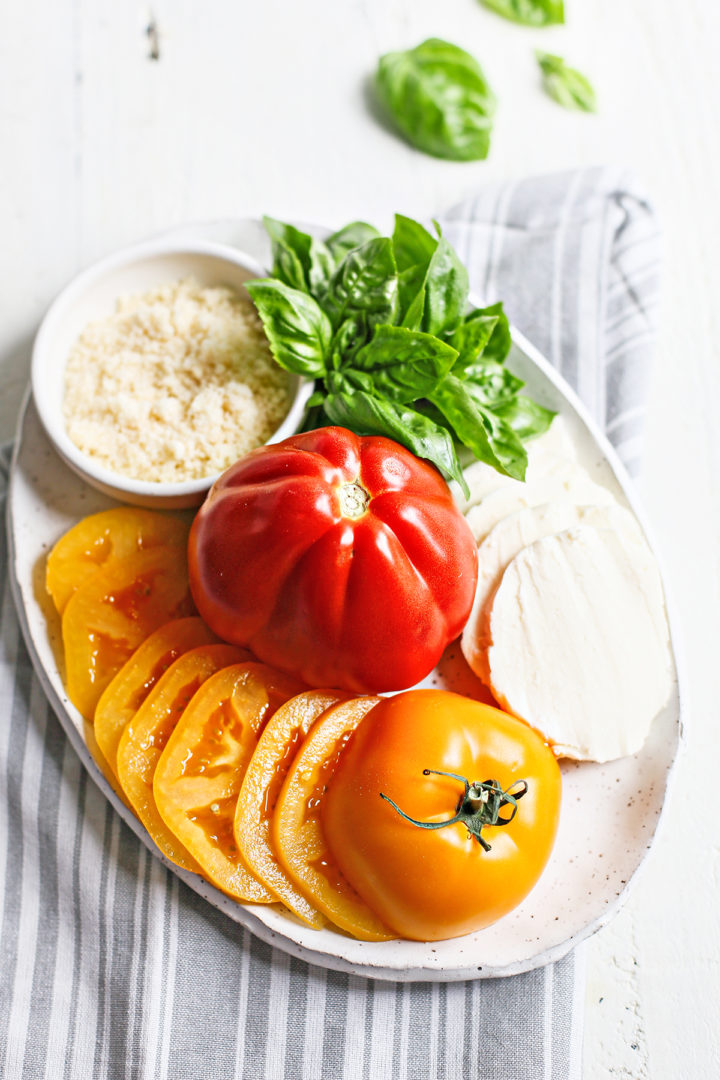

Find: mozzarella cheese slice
461;502;647;680
464;464;616;544
483;526;672;762
451;416;577;514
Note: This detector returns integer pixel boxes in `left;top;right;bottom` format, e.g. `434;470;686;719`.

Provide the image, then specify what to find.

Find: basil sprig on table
480;0;564;26
375;39;496;162
246;215;554;496
536;52;597;112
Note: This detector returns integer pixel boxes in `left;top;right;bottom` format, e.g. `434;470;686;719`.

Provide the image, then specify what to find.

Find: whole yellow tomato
321;690;562;941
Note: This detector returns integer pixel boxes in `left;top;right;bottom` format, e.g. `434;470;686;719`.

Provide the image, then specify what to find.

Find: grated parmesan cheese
63;277;292;483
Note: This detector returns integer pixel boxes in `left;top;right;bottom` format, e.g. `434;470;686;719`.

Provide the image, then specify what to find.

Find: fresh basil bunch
246;215;554;496
375;39;496;162
480;0;564;26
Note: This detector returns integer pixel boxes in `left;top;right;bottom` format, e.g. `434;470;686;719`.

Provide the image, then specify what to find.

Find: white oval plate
7;219;683;981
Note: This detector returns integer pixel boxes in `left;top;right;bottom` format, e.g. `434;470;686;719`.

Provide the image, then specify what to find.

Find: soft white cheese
461;502;646;679
483;526;673;762
463;463;616;544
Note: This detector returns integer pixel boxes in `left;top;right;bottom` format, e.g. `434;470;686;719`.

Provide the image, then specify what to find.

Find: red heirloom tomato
188;427;478;693
321;690;562;941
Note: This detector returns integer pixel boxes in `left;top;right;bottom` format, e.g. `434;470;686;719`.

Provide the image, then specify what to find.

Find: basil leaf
262;217;333;298
245;279;331;378
324;389;468;493
354;324;457;376
536;52;597;112
392;214;438;272
449;313;498;370
474;406;529;480
465;302;512;364
430;374;528;480
463;360;525;405
324;237;399;332
376;38;496;162
397;264;428;330
345;325;458;402
393;219;469;338
480;0;564;26
329;314;369;370
422;226;470;338
326;222;381;264
494;394;556;440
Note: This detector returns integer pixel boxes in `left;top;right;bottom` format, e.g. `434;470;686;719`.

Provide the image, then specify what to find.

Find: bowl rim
31;236;310;499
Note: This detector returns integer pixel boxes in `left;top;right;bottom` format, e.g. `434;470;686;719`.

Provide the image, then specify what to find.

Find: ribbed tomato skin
188;427;478;692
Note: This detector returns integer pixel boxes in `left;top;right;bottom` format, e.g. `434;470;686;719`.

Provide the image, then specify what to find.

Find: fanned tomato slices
94;617;219;776
62;546;195;721
273;696;393;941
47;507;190;614
154;663;304;903
233;691;348;928
116;643;248;870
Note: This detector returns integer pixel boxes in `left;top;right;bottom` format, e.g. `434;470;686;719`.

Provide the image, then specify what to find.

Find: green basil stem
380;769;528;851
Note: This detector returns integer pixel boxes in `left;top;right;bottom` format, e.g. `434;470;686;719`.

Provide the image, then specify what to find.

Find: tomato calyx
337;480;371;521
380;769;529;852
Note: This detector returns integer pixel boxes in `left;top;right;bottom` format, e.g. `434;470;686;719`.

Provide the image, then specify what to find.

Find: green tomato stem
380;769;528;851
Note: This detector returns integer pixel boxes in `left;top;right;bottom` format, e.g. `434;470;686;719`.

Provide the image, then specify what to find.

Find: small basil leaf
393;216;437;326
392;214;438;272
323;389;467;492
347;325;458;402
494;395;556;440
397;263;428;330
536;52;597;112
480;0;564;26
338;369;374;395
430;374;528;480
465;302;512;364
326;222;382;264
330;313;369;370
325;237;399;332
262;216;333;297
475;406;529;479
245;279;331;378
376;38;496;162
462;360;524;405
422;227;470;338
449;315;498;370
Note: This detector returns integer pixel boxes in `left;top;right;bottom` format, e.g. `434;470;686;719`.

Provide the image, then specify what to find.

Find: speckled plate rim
6;218;686;982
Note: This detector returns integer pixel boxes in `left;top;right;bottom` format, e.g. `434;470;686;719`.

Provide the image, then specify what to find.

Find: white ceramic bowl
31;239;313;509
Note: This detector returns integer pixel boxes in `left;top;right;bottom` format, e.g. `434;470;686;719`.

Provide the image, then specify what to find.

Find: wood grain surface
1;1;718;1075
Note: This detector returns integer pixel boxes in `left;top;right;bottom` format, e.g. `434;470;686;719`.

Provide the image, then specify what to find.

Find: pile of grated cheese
63;277;292;483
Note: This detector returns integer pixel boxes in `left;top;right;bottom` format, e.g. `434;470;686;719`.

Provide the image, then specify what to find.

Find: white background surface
1;1;718;1076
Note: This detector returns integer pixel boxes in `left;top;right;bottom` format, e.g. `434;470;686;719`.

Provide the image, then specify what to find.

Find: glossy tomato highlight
321;690;562;941
188;427;478;692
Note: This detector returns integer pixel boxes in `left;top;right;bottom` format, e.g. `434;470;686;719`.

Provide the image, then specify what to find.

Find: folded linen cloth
0;166;660;1080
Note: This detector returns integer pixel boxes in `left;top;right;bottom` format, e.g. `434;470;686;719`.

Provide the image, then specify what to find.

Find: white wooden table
2;1;718;1075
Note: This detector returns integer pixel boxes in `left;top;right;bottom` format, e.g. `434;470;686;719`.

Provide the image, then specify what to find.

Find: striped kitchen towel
0;166;660;1080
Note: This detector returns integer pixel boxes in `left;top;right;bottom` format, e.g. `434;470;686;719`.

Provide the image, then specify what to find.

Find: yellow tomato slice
272;697;394;941
94;617;219;777
116;643;248;871
153;663;304;903
47;507;190;614
234;690;348;928
62;545;195;721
